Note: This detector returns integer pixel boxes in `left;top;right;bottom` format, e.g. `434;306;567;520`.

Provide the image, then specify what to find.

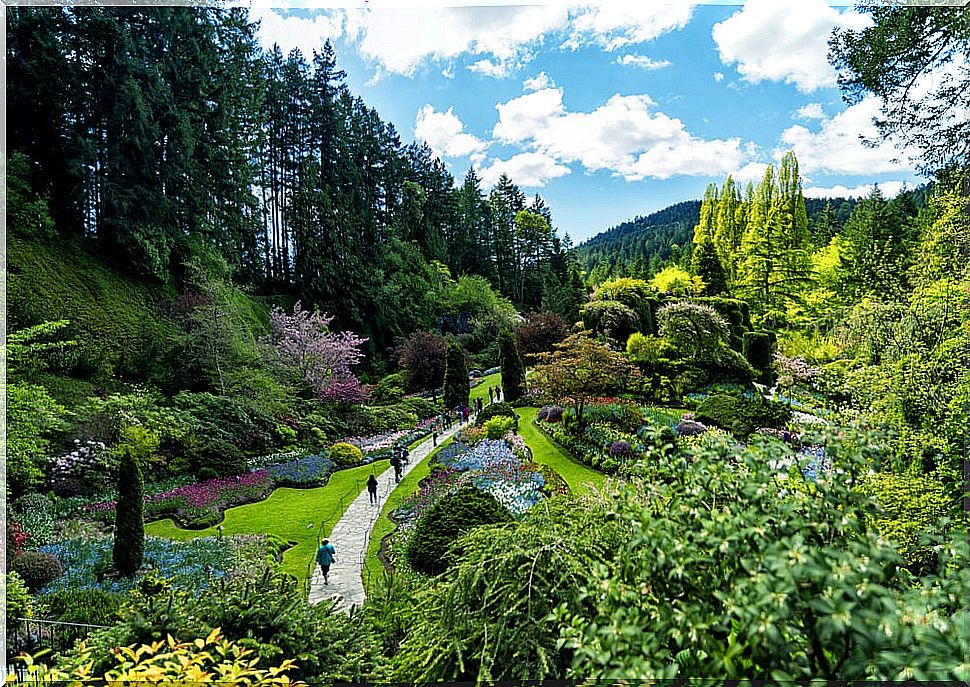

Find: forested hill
6;7;583;365
577;195;865;280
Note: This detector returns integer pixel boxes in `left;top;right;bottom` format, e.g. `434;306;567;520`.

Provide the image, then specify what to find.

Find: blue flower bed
798;445;830;481
37;536;235;596
265;453;335;487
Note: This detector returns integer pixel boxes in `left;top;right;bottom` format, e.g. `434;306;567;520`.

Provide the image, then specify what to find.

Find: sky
248;0;927;243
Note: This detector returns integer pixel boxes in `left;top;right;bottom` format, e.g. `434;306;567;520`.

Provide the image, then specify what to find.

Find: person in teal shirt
316;539;336;585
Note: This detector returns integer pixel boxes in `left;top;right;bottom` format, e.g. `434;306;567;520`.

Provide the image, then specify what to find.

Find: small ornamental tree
530;332;639;428
657;301;731;360
268;302;369;404
498;329;526;402
514;311;567;362
113;427;155;577
398;331;447;401
443;340;469;409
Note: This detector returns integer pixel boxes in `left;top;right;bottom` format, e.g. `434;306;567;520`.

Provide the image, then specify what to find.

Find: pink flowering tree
267;302;370;404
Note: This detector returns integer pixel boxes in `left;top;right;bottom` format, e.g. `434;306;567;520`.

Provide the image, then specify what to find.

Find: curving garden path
307;419;465;611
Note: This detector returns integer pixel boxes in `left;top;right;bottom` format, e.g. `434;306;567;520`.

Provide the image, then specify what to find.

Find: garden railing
7;617;111;679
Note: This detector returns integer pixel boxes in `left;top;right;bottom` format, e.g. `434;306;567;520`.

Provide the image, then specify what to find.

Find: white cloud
794;103;826;120
250;8;344;59
476;152;571;188
564;4;693;52
803;181;907;199
732;161;770;184
712;0;870;93
777;95;914;175
714;72;725;82
414;105;487;159
523;71;554;92
254;5;694;80
616;54;672;70
343;5;568;77
493;89;748;181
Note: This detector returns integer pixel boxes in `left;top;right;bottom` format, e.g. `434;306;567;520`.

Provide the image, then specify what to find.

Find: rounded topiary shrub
483;416;515;439
12;551;64;593
406;486;513;576
675;419;709;437
329;442;363;467
475;402;518;429
536;407;550;421
695;393;791;438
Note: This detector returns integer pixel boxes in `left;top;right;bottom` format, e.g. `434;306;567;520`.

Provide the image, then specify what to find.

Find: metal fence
6;617;110;680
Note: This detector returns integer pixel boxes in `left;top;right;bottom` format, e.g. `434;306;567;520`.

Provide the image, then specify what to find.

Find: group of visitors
319;387;506;588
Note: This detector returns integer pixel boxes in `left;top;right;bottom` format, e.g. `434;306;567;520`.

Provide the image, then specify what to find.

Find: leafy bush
42;588;125;626
695;393;791;438
14;494;60;546
12;551;64;592
581;299;640;343
609;440;633;457
482;416;515;439
406;486;512;576
401;395;439;420
475;402;518;429
329;442;364;467
14;629;302;685
187;438;249;480
6;572;33;635
857;470;952;574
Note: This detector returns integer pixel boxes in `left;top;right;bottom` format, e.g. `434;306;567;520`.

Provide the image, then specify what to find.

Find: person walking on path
462;405;470;423
390;453;402;483
317;539;336;585
366;474;378;504
432;427;438;446
488;386;494;403
496;386;502;402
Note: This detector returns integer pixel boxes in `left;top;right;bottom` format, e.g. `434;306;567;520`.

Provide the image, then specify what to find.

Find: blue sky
250;1;924;242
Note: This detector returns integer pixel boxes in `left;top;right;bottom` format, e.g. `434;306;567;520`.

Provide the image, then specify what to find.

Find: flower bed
37;536;236;595
265;453;335;487
86;471;275;529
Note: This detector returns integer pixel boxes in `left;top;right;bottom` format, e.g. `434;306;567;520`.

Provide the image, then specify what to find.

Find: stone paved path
307;419;465;612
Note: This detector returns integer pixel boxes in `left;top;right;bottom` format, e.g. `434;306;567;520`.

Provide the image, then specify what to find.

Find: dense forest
5;4;969;685
577;195;875;285
7;6;584;365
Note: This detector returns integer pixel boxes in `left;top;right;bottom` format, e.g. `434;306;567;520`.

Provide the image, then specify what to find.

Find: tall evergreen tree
498;329;526;402
113;434;146;577
839;186;913;301
692;239;727;295
443;340;469;409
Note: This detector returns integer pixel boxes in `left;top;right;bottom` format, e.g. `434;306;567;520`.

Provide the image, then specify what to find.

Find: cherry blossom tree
268;302;369;404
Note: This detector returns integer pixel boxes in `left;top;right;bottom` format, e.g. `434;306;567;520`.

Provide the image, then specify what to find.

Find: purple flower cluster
85;471;274;527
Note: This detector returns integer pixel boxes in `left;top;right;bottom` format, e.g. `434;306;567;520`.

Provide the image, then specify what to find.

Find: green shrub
188;439;249;480
406;486;513;576
695;393;791;438
373;372;407;404
691;296;751;349
475;402;519;429
5;571;33;634
42;588;125;626
12;551;64;592
401;396;439;420
857;471;952;575
581;299;640;343
330;442;363;467
482;416;516;439
743;331;775;384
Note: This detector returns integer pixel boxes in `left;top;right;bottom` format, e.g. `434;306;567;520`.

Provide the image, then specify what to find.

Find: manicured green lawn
515;407;607;493
362;437;454;595
470;372;502;404
146;462;387;583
